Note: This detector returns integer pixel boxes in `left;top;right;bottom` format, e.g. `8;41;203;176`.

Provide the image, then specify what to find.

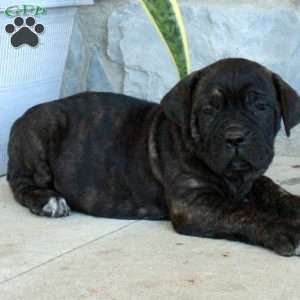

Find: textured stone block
62;0;300;156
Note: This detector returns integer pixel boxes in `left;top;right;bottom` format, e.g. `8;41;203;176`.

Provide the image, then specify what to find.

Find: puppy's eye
246;92;268;112
246;92;258;103
202;106;215;115
255;102;267;111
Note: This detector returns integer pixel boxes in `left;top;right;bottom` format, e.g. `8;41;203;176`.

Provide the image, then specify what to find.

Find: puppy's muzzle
225;125;249;148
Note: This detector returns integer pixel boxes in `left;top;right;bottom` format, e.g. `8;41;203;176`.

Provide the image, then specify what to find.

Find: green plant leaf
140;0;190;79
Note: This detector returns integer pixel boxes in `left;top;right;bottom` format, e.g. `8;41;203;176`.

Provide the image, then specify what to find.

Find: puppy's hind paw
40;197;71;218
294;244;300;256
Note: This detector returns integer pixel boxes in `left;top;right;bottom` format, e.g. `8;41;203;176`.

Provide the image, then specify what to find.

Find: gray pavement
1;156;300;300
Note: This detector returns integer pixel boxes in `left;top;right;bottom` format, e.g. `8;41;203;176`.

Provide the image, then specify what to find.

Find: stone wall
61;0;300;157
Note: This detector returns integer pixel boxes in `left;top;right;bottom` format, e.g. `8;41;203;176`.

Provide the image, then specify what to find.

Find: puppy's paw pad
42;197;71;218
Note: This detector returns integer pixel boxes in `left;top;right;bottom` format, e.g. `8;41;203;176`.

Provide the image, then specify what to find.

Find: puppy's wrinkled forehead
195;59;275;98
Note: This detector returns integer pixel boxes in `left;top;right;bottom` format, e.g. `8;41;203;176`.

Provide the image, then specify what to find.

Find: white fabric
0;7;78;174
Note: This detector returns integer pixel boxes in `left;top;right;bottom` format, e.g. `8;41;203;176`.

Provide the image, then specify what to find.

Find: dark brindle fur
7;58;300;256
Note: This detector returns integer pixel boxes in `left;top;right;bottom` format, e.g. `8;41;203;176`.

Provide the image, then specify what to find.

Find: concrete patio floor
1;156;300;300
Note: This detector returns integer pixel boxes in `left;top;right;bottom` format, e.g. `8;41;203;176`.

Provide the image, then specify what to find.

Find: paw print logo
5;17;44;47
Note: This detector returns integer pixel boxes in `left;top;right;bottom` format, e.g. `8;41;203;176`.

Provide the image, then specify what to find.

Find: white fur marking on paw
294;244;300;256
42;197;70;217
42;197;58;217
57;198;68;215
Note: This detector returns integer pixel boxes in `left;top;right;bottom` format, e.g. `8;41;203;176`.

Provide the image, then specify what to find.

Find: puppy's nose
225;129;245;147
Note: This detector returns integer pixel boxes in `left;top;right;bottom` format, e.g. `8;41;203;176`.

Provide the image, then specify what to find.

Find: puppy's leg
167;189;300;256
253;176;300;220
9;183;71;218
7;112;71;218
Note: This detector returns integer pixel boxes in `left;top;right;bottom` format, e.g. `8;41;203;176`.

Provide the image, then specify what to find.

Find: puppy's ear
273;73;300;136
161;71;202;127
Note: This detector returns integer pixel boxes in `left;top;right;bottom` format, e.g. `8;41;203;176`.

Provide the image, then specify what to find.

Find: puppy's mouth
224;158;252;177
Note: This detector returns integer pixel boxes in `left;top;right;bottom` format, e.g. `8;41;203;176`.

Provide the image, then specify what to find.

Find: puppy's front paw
39;197;71;218
261;222;300;256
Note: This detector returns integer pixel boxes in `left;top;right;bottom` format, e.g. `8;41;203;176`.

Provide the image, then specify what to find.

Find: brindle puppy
7;58;300;256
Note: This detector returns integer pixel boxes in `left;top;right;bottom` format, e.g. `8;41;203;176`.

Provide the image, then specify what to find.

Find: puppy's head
161;58;300;198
